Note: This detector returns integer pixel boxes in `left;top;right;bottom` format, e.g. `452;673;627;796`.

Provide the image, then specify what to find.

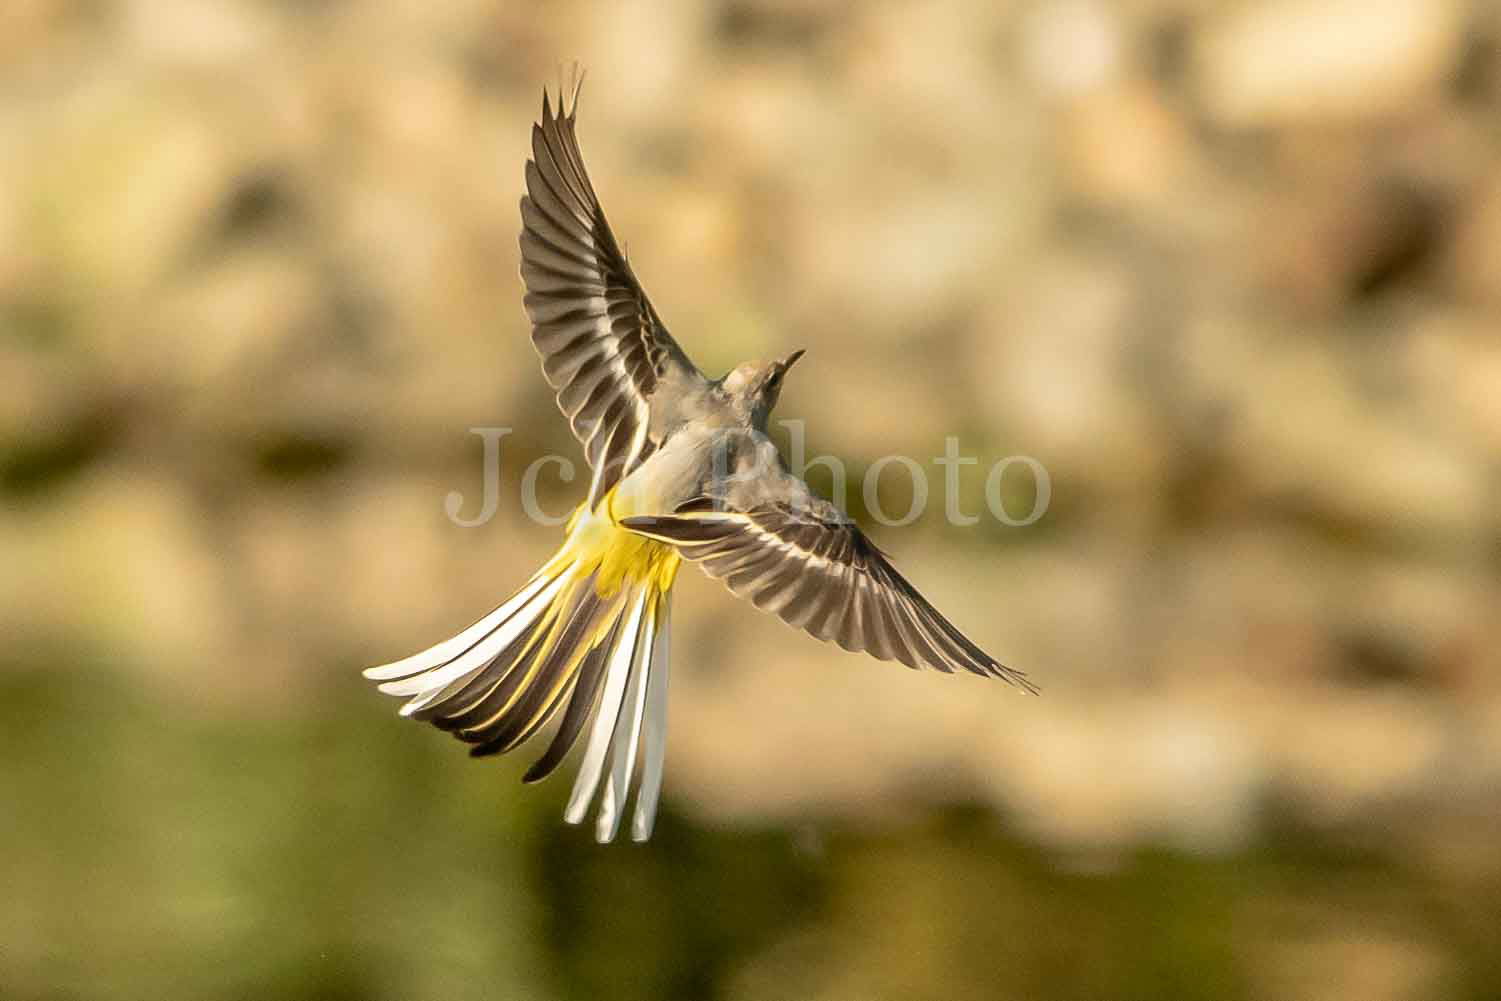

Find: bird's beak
778;349;806;373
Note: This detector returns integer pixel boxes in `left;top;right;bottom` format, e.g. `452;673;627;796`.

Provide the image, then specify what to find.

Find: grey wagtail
366;76;1034;843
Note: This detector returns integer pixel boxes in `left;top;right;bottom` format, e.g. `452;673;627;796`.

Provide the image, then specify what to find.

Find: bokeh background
5;1;1501;998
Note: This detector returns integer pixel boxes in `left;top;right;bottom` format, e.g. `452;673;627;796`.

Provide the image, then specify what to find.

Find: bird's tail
363;503;681;842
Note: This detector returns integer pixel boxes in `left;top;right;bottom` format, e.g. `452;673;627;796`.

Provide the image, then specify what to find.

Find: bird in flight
365;76;1035;843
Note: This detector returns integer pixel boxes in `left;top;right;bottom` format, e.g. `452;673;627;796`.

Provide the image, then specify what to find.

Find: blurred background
4;0;1500;998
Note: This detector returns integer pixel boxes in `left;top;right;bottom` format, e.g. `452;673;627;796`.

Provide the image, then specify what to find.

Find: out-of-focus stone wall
4;0;1499;875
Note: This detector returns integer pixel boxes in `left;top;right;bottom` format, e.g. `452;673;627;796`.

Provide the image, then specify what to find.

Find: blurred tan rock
1333;556;1497;690
700;67;826;178
143;248;320;390
1020;0;1125;98
333;476;556;659
32;81;239;311
1258;689;1447;824
958;538;1140;688
1260;932;1448;1001
1448;174;1501;305
656;182;744;277
122;0;278;69
586;0;708;127
1061;81;1196;210
0;139;25;300
844;0;1004;115
1195;0;1464;126
1176;314;1491;548
668;631;1002;825
0;469;234;691
0;0;75;78
0;345;48;438
973;250;1169;499
1230;343;1487;547
985;694;1261;855
790;349;959;459
1405;310;1501;456
797;182;1009;339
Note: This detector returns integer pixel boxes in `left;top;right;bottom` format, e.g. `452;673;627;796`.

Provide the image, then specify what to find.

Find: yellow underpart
458;490;679;739
566;490;682;599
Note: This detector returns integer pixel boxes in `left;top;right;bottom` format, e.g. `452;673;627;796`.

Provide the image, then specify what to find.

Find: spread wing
622;498;1036;691
519;81;699;507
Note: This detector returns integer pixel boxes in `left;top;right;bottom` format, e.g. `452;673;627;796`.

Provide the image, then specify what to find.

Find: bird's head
722;349;805;426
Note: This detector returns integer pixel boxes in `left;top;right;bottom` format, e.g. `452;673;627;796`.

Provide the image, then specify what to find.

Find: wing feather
518;83;702;507
622;504;1035;691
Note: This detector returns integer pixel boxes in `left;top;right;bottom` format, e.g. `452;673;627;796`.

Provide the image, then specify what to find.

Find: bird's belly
609;427;723;518
564;498;680;598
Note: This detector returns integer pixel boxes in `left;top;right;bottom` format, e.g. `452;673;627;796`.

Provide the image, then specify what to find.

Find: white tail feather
377;572;569;702
565;587;648;825
632;596;672;842
597;599;656;843
363;569;558;682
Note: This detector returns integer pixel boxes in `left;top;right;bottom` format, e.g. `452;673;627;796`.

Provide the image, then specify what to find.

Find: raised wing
520;81;698;506
622;500;1036;691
